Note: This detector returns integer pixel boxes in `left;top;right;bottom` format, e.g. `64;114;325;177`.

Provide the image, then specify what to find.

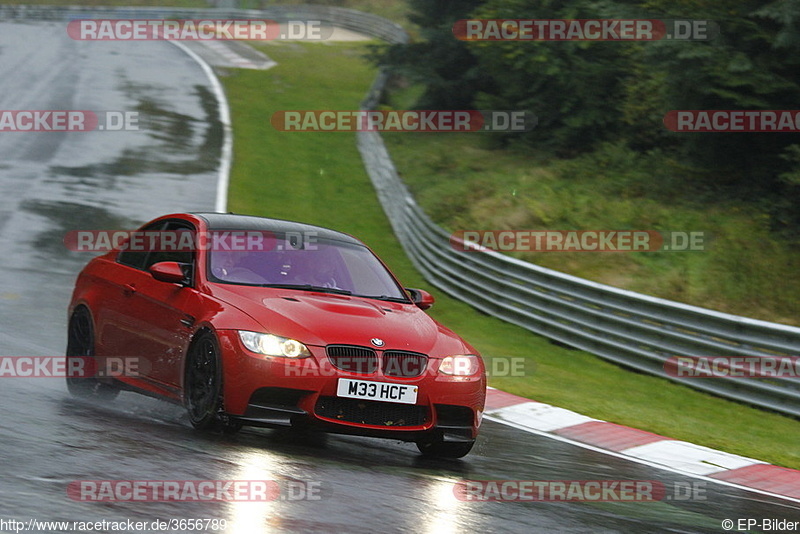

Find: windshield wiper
360;295;410;303
263;284;352;296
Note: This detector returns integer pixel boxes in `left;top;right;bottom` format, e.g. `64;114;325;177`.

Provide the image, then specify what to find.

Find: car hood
209;285;470;356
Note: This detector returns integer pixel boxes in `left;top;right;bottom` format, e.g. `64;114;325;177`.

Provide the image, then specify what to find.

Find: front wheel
184;332;241;434
416;437;475;459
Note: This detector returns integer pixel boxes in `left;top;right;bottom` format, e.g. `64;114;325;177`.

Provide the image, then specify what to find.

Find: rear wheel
184;331;242;434
416;437;475;459
65;307;119;400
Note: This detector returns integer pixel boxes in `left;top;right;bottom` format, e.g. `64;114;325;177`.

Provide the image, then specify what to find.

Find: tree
371;0;490;109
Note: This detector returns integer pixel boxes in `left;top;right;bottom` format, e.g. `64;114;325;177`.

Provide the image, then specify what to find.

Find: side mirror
406;288;434;310
150;261;187;285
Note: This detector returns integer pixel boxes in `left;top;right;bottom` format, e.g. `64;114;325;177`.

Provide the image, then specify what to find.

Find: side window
117;221;165;270
117;221;196;285
143;223;194;269
143;222;196;285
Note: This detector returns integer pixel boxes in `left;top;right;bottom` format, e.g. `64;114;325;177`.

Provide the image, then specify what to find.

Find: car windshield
207;233;408;301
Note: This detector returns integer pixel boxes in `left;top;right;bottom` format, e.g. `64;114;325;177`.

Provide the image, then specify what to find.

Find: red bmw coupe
66;213;486;458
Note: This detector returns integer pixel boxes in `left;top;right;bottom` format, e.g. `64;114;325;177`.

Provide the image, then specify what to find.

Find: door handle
123;283;137;296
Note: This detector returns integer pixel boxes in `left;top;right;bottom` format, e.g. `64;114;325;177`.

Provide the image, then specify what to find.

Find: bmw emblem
370;338;385;347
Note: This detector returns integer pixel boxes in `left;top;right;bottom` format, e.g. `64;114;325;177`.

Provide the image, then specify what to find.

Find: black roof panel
191;213;363;246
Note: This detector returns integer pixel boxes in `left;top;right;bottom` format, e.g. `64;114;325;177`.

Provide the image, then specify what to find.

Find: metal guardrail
356;68;800;418
5;5;797;416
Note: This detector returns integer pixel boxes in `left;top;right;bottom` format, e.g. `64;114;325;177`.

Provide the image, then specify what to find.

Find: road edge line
167;39;233;213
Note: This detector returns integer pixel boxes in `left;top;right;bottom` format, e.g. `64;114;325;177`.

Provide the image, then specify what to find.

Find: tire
184;331;241;434
416;437;475;459
65;307;120;400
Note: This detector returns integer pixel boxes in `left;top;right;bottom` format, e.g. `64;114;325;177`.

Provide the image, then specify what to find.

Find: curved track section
0;21;798;534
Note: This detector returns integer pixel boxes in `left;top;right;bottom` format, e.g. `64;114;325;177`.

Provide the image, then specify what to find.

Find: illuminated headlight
238;331;311;358
439;355;481;376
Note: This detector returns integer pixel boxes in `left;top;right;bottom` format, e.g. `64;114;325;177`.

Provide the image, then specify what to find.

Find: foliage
369;0;491;108
374;0;800;234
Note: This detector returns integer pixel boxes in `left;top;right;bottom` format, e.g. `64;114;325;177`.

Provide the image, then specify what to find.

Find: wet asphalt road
0;21;799;534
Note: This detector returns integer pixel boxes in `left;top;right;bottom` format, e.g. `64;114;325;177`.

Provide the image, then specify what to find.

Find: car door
101;220;197;394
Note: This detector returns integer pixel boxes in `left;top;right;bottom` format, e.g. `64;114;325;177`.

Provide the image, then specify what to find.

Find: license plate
337;378;418;405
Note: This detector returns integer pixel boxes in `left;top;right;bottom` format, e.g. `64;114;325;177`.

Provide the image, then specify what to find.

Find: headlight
238;331;311;358
439;355;481;376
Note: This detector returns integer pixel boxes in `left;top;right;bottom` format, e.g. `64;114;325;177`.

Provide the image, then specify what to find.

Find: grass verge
380;131;800;327
221;40;799;469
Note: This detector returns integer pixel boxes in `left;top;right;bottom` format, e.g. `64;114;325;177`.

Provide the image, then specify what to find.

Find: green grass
221;41;800;470
255;0;411;27
381;130;800;327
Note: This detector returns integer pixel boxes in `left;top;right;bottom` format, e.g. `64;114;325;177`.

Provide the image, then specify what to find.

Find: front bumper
216;330;486;442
